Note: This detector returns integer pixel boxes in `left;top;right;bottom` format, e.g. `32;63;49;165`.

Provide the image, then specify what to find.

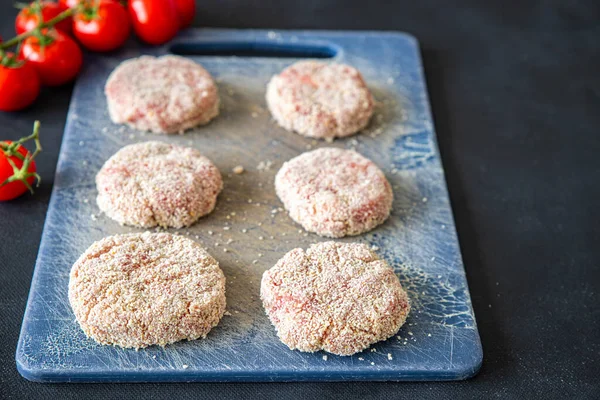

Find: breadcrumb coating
261;241;410;356
266;61;374;139
69;232;227;349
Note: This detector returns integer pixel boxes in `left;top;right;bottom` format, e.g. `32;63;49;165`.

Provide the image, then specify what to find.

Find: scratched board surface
16;29;482;382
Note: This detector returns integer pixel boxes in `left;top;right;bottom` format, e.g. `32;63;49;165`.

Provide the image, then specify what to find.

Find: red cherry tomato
73;0;130;52
0;54;41;112
174;0;195;28
0;143;37;201
128;0;179;45
15;1;72;35
20;29;83;86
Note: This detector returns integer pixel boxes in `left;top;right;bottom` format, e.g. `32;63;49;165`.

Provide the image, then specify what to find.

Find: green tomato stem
0;7;74;50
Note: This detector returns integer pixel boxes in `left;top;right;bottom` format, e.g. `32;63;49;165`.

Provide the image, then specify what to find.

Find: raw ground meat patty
68;232;227;349
261;241;410;356
96;141;222;228
105;55;219;134
266;60;374;139
275;147;393;238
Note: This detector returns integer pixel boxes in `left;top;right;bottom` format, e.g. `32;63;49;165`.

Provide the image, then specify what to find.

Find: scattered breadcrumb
232;165;244;174
257;160;273;171
387;353;393;360
322;355;328;361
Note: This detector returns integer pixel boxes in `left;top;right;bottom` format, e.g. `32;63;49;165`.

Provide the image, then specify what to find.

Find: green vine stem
0;6;74;50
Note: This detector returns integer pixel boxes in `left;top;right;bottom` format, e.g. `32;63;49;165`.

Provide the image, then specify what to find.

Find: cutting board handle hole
169;41;337;58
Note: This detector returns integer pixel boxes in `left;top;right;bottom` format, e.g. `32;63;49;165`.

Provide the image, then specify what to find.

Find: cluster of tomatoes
0;0;195;112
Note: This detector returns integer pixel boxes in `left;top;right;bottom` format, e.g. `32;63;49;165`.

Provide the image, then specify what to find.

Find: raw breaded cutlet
266;60;374;139
105;55;219;134
68;232;227;349
96;141;222;229
261;241;410;356
275;147;393;238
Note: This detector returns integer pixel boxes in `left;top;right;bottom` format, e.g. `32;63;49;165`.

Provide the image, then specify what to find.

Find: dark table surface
1;0;599;398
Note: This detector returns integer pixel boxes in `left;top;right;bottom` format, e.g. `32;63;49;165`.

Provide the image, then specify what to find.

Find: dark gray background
1;0;599;398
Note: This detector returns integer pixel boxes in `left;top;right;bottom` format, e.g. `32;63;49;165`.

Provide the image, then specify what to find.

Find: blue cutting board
16;29;482;382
